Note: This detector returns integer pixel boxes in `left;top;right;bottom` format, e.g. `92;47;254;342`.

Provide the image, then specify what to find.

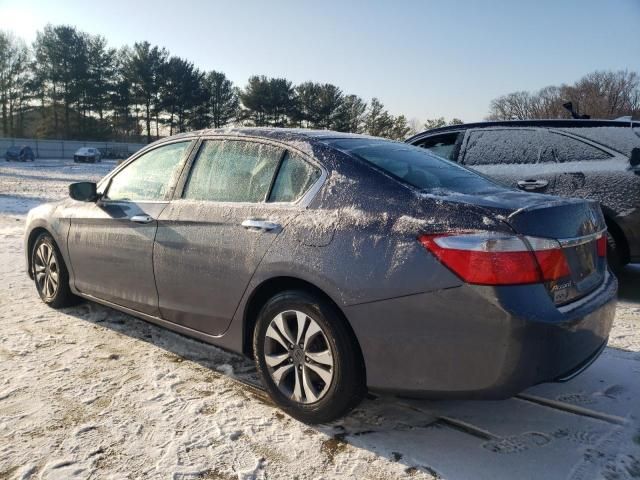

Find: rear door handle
241;219;281;231
130;214;154;224
517;179;549;191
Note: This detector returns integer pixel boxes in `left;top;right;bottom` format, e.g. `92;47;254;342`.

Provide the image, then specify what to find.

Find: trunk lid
430;189;607;305
504;197;607;305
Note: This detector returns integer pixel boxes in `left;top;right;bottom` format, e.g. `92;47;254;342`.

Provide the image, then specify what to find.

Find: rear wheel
253;290;365;424
32;233;79;308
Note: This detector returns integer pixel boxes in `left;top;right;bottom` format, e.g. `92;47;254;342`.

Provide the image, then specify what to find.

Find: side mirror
69;182;98;202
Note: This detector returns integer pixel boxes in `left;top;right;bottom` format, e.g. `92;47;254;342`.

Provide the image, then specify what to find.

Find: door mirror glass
69;182;97;202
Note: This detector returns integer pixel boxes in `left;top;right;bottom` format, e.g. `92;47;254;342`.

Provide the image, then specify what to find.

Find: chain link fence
0;137;146;160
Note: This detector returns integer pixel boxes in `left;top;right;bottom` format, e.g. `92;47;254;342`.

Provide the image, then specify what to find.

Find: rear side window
559;126;640;157
184;140;282;202
328;138;499;194
414;132;462;161
269;152;321;202
463;129;611;166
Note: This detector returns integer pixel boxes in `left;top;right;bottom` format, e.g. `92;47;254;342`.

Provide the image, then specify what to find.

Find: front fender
24;202;72;279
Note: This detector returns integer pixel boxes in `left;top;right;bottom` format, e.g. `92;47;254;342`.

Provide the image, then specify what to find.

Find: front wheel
253;290;366;424
32;233;79;308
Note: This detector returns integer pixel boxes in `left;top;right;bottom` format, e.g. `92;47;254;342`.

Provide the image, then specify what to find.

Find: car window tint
549;132;611;162
184;140;282;202
106;141;190;201
268;152;321;202
463;129;611;166
328;138;500;194
463;129;556;165
415;132;461;160
559;126;640;157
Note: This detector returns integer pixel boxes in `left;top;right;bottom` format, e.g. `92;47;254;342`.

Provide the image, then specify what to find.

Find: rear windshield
327;138;501;194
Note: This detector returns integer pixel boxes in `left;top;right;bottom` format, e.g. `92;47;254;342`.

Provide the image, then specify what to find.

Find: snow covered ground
0;159;639;480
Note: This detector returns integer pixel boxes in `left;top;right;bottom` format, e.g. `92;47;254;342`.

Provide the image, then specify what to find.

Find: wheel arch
600;206;630;265
26;226;52;279
242;276;365;372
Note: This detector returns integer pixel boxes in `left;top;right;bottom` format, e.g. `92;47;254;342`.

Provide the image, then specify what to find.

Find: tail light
596;233;607;258
419;232;570;286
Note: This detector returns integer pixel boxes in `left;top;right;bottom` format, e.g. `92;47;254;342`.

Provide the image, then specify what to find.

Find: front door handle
241;219;281;231
131;214;154;224
517;179;549;191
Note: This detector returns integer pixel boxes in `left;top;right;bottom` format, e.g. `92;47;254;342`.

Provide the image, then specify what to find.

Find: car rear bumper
344;271;617;399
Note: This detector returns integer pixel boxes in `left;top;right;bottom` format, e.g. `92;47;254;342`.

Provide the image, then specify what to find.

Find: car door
459;128;616;195
67;139;194;315
458;128;560;192
153;138;323;336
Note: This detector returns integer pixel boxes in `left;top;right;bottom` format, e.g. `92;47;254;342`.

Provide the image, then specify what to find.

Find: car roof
150;127;377;147
407;119;640;142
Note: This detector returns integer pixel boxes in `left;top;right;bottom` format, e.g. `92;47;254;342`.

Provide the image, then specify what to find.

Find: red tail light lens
419;232;570;286
596;233;607;258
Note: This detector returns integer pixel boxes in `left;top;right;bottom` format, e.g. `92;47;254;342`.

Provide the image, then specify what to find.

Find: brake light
596;233;607;258
418;232;570;286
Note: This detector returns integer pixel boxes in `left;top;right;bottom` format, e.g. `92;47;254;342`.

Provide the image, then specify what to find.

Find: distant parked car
407;119;640;270
73;147;101;163
5;145;35;162
25;128;616;423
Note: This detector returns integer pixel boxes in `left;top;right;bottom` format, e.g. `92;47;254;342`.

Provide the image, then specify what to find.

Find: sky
0;0;638;123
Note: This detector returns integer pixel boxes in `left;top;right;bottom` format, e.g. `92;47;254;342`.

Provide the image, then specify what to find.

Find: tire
32;233;79;308
606;231;624;273
253;290;366;424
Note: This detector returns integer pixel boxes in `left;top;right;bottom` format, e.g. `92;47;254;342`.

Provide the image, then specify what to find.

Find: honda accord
24;128;617;423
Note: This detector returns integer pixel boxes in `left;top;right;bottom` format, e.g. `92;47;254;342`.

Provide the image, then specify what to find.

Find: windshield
7;147;21;153
327;138;501;194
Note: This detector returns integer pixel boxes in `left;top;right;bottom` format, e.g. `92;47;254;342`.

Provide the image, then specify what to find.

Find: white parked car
73;147;102;163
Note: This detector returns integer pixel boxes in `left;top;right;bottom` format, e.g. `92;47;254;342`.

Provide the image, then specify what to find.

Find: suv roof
407;119;640;141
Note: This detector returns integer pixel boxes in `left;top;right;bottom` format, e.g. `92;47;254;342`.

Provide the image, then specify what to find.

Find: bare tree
487;70;640;120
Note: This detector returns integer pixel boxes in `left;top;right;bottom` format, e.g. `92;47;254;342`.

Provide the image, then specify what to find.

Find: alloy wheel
34;242;59;300
263;310;334;404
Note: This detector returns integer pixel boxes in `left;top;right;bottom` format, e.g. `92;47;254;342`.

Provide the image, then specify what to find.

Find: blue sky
0;0;638;122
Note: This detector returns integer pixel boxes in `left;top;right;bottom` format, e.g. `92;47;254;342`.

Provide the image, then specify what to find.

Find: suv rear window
328;138;499;194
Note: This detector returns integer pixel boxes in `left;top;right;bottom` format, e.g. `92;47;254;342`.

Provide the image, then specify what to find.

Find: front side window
105;141;191;201
414;132;462;161
184;140;282;202
269;152;321;202
328;138;499;194
463;129;553;166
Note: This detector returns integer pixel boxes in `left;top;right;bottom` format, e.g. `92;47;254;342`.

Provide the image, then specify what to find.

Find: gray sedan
24;128;616;423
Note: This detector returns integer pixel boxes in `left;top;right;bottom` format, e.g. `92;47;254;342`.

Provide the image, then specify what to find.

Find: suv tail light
419;232;570;286
596;234;607;258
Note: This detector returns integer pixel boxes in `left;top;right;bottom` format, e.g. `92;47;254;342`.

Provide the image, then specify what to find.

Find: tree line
487;70;640;121
2;25;637;144
2;25;459;143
